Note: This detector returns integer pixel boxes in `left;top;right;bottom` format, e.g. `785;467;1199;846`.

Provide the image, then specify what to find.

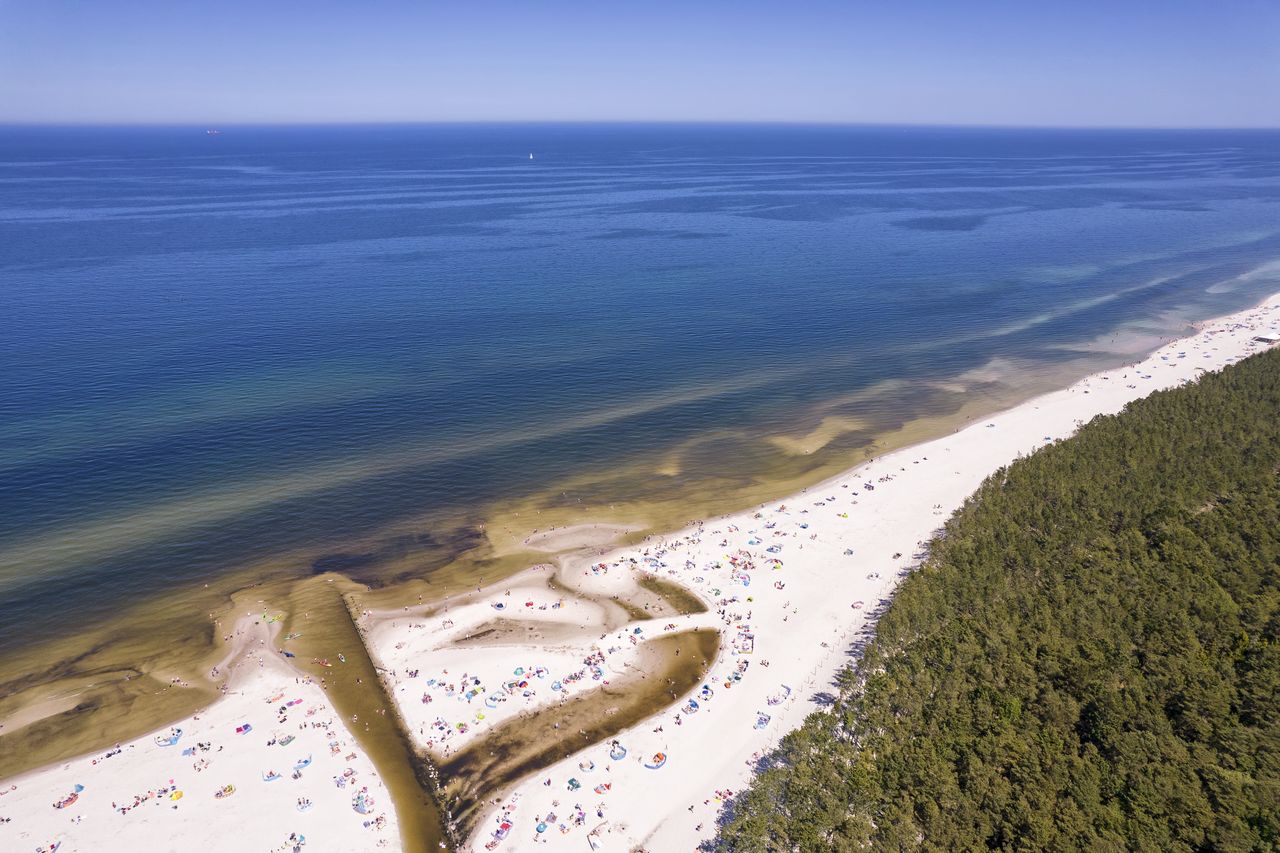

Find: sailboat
529;152;534;160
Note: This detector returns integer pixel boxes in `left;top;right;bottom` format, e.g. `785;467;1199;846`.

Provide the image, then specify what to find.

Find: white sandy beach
364;570;725;760
0;618;398;853
5;294;1280;853
363;294;1280;853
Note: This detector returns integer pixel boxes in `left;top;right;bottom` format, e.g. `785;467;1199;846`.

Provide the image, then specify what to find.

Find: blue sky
1;0;1276;126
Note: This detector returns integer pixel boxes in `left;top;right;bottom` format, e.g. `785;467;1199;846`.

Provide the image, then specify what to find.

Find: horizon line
3;118;1279;133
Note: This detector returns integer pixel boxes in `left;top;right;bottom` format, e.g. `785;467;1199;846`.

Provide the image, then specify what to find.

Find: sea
3;123;1280;657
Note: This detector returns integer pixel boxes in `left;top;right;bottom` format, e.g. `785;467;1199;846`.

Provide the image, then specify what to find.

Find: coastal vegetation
717;350;1280;851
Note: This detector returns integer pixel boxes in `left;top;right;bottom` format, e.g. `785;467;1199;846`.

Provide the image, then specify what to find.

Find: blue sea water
2;124;1280;649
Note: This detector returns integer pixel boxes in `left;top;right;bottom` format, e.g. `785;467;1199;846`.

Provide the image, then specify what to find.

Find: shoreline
4;289;1280;852
0;280;1252;768
360;290;1280;852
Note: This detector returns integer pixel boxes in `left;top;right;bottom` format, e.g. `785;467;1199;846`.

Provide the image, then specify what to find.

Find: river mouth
278;576;450;851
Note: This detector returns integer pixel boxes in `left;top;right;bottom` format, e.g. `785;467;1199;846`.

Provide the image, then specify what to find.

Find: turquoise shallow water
3;124;1280;649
